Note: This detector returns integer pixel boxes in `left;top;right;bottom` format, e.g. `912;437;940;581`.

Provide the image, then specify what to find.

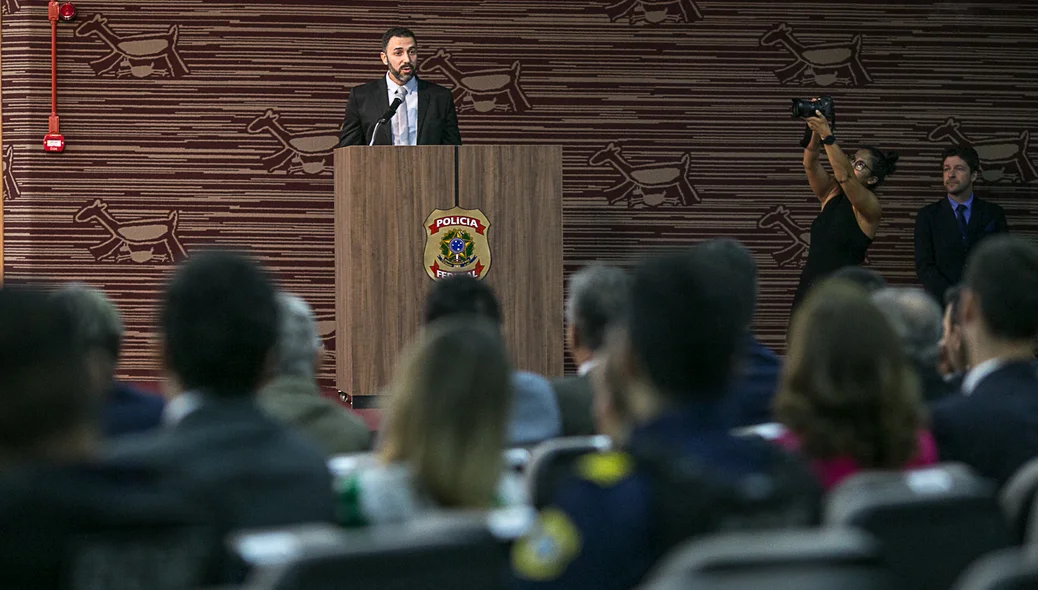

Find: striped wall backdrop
3;0;1038;387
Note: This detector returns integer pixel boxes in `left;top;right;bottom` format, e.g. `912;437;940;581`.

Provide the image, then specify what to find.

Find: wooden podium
334;145;564;399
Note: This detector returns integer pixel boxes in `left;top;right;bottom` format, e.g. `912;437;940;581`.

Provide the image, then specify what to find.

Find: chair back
640;528;899;590
953;548;1038;590
1000;457;1038;543
826;464;1013;590
526;435;612;508
240;507;535;590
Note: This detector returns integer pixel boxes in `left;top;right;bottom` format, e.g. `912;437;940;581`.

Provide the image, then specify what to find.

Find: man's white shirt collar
386;73;418;96
961;358;1009;396
577;358;601;377
162;391;203;427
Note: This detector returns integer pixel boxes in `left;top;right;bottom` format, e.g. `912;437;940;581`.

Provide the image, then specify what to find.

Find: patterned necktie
956;203;968;245
393;87;410;146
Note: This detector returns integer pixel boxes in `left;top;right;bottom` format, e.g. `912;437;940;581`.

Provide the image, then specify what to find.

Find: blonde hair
379;319;513;508
775;280;924;469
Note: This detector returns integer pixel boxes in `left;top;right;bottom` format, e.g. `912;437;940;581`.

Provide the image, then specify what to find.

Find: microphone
378;97;404;124
368;96;405;146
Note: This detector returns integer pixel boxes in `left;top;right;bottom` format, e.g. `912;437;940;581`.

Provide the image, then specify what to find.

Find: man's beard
392;63;415;83
946;180;972;198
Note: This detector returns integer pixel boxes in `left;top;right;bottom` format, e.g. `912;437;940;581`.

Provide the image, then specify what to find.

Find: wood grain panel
335;146;454;397
459;145;564;377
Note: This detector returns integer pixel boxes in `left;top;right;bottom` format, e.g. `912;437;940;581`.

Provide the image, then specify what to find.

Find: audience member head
0;288;99;464
622;247;744;411
49;283;124;392
161;251;279;396
939;285;969;376
871;287;943;373
829;265;886;294
422;275;501;327
270;292;322;382
694;238;758;329
380;319;512;508
775;280;923;469
564;263;631;366
960;236;1038;365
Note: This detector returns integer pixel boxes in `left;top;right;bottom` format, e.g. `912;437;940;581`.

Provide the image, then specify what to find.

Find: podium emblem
424;207;492;280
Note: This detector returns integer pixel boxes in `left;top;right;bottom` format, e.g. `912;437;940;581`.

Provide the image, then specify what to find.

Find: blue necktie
956;204;968;245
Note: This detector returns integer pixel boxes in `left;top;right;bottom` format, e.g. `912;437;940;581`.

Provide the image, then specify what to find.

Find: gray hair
273;292;322;379
565;263;631;352
49;283;123;358
871;287;943;370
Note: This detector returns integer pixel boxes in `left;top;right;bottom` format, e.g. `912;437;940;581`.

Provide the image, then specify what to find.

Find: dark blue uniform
512;399;798;590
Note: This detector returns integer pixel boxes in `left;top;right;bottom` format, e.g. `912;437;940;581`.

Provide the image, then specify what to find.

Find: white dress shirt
961;358;1009;396
577;358;601;376
386;73;418;146
162;391;203;427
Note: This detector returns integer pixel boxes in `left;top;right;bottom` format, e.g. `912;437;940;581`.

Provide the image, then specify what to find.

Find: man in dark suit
930;236;1038;487
108;251;336;534
914;145;1009;304
0;289;225;589
552;264;631;437
338;27;461;147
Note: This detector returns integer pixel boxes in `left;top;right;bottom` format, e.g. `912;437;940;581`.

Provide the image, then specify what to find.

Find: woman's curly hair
775;279;924;469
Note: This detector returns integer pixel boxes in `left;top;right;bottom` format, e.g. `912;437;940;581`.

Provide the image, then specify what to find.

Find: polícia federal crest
424;207;492;280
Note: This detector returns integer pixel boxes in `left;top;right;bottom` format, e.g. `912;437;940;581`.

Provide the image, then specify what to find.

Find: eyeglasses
852;159;872;172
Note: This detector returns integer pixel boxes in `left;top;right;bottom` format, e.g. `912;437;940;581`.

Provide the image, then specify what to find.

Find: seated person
336;319;526;526
774;279;937;491
423;275;561;446
0;289;222;588
511;247;819;590
50;283;165;438
106;251;336;536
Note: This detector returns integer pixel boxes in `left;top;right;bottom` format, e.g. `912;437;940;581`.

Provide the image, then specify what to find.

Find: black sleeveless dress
791;192;873;312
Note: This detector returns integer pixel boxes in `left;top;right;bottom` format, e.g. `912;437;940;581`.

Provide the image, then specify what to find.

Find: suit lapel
966;197;985;236
372;76;392;145
416;77;431;144
938;198;961;239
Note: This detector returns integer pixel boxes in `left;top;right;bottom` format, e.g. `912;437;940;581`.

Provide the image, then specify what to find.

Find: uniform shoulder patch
511;508;582;581
576;451;633;487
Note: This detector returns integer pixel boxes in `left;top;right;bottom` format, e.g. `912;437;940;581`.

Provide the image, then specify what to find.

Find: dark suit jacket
106;397;335;532
918;364;957;403
930;361;1038;487
914;196;1009;303
551;374;596;437
338;76;461;147
0;462;224;589
103;381;165;438
729;337;782;428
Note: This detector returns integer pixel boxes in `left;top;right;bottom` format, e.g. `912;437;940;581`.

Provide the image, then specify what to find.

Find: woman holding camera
791;111;898;315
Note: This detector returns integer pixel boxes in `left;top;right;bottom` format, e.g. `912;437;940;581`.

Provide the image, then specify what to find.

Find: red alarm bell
58;2;77;21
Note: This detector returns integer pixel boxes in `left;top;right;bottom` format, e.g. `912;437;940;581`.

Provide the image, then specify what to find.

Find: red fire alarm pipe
43;0;76;152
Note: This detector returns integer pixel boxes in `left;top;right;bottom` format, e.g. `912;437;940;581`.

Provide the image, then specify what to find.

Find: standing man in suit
930;236;1038;487
338;27;461;147
914;145;1009;303
552;263;631;437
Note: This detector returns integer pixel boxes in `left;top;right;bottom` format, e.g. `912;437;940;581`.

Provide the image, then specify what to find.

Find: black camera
793;95;835;148
791;95;835;121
